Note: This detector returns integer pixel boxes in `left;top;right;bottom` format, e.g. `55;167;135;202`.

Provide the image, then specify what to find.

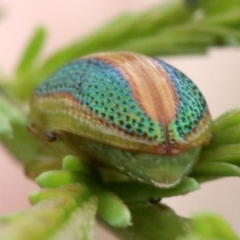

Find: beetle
28;52;212;188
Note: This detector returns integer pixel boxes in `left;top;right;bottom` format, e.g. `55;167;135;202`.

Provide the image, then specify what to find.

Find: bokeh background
1;1;240;239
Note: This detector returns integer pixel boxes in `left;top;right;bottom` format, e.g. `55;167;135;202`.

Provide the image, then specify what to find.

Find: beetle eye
45;131;57;142
148;198;161;205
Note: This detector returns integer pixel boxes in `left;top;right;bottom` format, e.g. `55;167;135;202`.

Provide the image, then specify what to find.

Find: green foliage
1;156;192;240
1;156;239;240
0;194;97;240
105;203;191;240
15;27;46;76
0;90;40;165
1;0;240;239
2;0;240;100
179;213;240;240
192;109;240;182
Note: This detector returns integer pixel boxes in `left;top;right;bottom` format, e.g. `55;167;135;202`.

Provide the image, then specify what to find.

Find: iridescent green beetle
29;52;212;188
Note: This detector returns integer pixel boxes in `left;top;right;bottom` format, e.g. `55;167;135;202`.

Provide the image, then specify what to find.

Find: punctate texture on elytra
29;52;212;188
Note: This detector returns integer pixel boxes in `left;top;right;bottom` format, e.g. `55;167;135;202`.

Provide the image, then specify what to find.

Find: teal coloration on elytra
34;58;165;142
155;59;208;142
